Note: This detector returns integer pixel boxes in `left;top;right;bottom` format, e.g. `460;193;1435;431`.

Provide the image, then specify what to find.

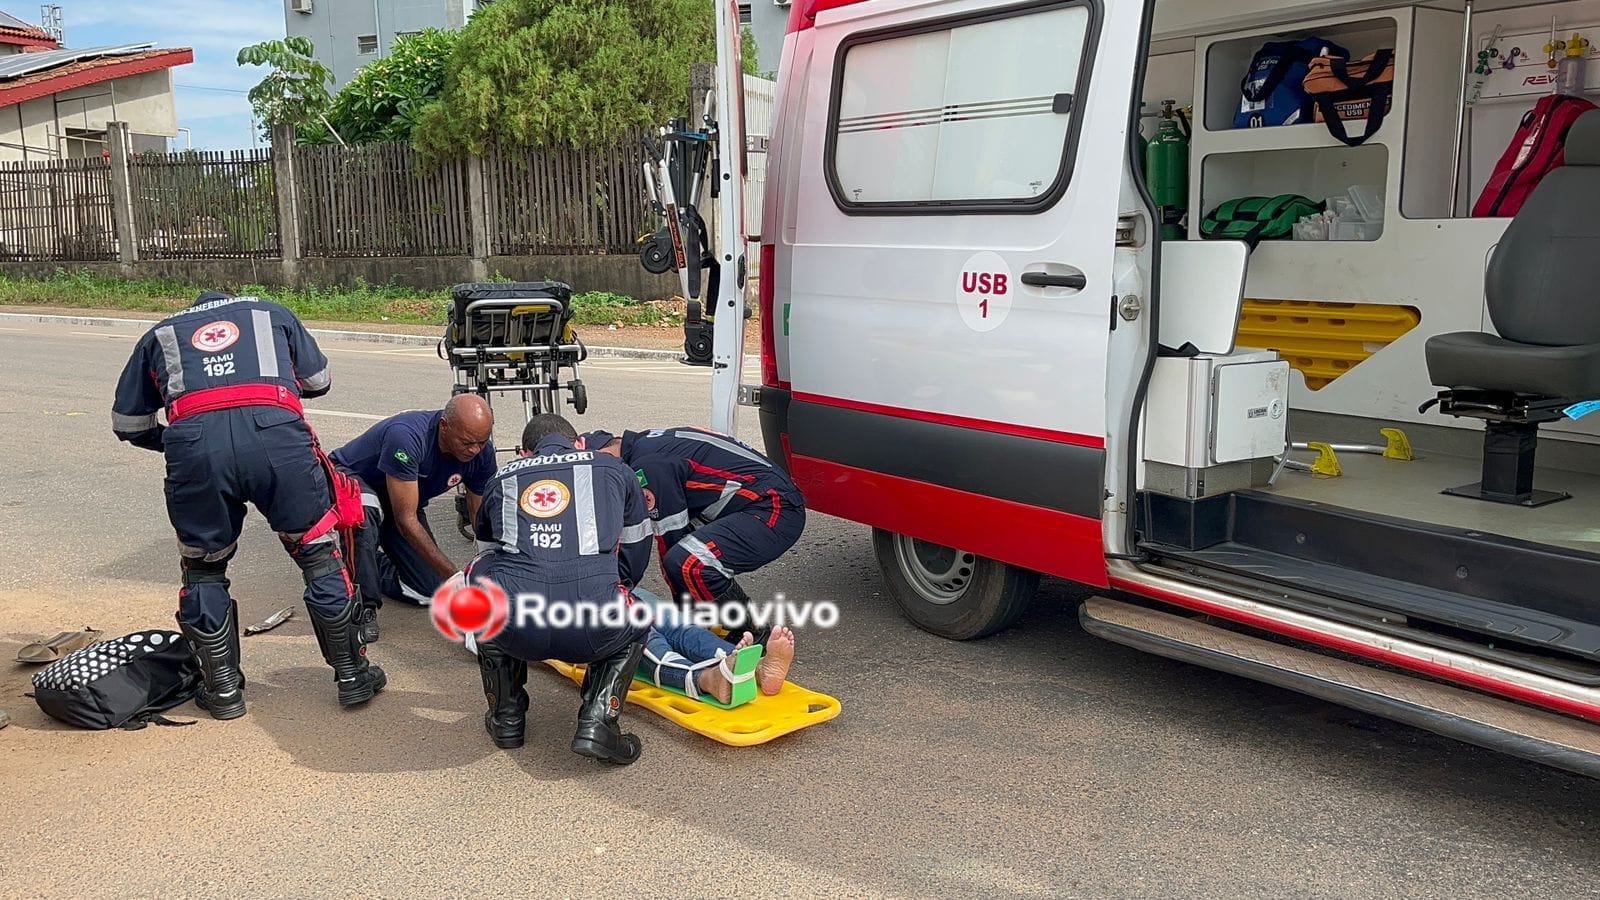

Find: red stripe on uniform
688;459;755;482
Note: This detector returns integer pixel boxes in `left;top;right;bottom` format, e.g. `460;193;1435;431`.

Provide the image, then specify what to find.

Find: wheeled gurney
438;281;591;538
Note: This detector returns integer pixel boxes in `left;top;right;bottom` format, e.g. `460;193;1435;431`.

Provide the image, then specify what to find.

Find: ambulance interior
1134;0;1600;677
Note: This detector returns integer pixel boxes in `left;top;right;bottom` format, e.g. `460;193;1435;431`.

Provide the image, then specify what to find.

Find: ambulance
712;0;1600;777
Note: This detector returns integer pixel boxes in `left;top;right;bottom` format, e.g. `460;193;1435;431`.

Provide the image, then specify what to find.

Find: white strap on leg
716;648;755;686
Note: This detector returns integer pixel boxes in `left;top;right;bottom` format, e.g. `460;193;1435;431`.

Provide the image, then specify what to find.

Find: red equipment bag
1474;93;1598;217
319;451;367;530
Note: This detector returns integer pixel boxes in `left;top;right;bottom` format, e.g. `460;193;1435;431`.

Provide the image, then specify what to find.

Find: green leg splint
650;643;763;710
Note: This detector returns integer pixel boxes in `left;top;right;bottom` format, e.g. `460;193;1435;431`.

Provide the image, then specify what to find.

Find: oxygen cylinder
1146;100;1189;240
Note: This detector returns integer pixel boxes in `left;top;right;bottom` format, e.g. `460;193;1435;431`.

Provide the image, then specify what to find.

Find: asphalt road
2;318;1598;899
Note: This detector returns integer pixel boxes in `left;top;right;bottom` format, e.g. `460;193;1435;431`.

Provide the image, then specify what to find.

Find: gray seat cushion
1425;110;1600;401
1426;331;1600;398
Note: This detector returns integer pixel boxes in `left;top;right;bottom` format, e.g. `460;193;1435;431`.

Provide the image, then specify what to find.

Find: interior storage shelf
1201;144;1389;241
1186;5;1465;238
1201;15;1401;133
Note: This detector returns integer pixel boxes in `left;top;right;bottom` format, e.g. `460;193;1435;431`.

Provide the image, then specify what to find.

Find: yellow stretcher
542;659;842;747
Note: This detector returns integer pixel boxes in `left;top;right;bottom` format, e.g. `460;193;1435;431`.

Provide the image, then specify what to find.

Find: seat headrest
1567;109;1600;166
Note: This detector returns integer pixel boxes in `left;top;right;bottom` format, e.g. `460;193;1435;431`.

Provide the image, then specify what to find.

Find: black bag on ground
30;630;201;730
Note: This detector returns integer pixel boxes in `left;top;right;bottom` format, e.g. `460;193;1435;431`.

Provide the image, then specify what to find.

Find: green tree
237;37;338;140
414;0;753;158
315;28;461;145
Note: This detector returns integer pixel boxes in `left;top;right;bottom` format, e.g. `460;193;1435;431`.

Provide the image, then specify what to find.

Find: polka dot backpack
30;630;203;730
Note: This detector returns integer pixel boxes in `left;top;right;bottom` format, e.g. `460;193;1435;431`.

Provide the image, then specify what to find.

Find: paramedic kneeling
586;426;806;645
329;394;496;640
466;413;654;765
111;290;386;719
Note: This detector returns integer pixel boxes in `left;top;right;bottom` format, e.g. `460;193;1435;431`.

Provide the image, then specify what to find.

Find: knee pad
286;535;346;584
180;545;235;585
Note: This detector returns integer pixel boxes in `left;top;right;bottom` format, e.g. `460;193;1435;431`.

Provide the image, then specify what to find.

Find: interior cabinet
1186;6;1466;242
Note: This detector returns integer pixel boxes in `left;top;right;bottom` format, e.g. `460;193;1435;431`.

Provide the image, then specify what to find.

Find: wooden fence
0;158;119;262
130;149;279;259
0;133;657;265
295;142;473;258
484;131;654;256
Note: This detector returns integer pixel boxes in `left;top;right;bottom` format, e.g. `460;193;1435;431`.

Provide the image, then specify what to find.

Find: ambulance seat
1421;109;1600;507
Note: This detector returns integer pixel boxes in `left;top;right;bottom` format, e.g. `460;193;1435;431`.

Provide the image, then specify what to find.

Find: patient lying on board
632;586;796;705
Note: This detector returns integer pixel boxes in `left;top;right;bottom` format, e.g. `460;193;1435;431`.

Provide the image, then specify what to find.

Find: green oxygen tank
1146;99;1189;240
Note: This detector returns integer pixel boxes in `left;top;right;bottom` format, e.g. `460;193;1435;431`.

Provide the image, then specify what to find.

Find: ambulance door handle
1020;272;1087;290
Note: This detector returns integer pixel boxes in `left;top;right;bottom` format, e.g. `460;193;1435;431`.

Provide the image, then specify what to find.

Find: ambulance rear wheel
872;529;1038;640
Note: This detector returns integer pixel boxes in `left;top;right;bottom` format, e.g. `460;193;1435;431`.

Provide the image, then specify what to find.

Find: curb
0;312;685;360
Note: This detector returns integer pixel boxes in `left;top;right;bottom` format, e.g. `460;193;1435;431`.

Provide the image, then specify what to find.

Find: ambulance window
826;1;1097;213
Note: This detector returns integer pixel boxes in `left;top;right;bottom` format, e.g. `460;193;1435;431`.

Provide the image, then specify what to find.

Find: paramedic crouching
585;426;806;645
328;394;497;641
465;414;655;765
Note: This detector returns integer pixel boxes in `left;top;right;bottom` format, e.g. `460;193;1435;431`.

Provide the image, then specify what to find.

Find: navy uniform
606;426;806;640
111;291;385;719
467;418;654;764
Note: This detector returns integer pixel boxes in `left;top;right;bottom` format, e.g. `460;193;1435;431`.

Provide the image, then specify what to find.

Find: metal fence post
271;124;302;285
105;122;138;267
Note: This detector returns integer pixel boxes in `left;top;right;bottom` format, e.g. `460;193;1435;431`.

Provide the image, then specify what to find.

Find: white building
285;0;489;88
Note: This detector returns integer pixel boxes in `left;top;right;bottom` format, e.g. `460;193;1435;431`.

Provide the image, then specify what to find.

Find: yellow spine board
543;659;841;747
1235;300;1420;390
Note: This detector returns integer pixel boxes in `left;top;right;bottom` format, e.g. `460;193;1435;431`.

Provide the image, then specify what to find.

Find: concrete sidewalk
0;304;756;360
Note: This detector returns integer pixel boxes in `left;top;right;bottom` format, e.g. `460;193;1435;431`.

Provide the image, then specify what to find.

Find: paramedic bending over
329;395;497;641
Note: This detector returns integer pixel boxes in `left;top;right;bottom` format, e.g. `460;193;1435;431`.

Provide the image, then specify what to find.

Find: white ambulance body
734;0;1600;776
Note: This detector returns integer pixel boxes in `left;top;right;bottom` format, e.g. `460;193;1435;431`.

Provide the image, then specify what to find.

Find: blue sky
36;0;285;150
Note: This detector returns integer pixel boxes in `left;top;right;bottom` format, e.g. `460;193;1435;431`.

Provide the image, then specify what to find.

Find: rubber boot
571;641;646;765
307;599;388;708
477;640;529;749
178;600;247;721
717;580;771;649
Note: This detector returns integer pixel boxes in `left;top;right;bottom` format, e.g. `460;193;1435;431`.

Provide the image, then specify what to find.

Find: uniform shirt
111;292;331;450
620;426;802;548
329;409;496;503
472;435;654;592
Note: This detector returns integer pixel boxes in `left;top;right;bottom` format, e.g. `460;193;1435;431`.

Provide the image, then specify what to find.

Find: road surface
1;319;1597;898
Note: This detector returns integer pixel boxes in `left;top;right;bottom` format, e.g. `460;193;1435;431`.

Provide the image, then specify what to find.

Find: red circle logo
192;320;240;352
431;575;510;643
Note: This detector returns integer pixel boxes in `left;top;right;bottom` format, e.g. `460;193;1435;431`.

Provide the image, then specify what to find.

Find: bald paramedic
330;395;497;639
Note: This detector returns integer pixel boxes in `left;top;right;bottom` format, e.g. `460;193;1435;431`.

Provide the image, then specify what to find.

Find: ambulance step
1154;542;1600;664
1079;596;1600;780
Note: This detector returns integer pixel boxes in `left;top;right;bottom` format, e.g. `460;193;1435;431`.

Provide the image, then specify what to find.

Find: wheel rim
892;534;976;605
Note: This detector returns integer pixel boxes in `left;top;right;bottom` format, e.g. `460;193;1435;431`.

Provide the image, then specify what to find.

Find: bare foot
694;633;755;704
756;626;794;695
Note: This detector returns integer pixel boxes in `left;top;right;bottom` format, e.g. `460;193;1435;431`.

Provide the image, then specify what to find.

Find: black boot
716;581;771;648
478;640;528;749
178;601;246;721
359;603;380;643
307;599;388;708
571;641;646;765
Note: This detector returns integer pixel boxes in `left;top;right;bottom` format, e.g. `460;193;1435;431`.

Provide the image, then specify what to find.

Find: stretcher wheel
567;380;588;415
871;528;1038;640
640;230;674;274
682;300;713;364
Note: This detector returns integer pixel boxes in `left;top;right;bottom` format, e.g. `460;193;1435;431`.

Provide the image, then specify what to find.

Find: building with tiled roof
0;9;192;161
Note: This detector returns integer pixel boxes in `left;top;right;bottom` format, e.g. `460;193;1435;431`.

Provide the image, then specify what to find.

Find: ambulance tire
872;529;1038;641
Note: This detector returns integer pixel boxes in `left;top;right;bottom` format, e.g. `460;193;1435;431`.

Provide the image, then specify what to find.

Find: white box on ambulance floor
1145;349;1290;469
